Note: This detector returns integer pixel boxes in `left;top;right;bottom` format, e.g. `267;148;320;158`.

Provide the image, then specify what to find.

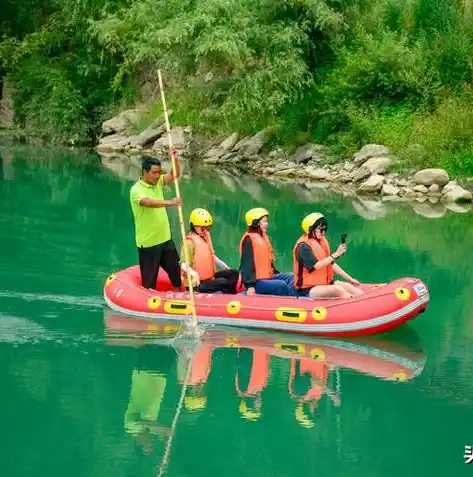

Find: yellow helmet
184;395;207;411
189;208;213;227
301;212;327;235
238;399;261;421
245;208;269;227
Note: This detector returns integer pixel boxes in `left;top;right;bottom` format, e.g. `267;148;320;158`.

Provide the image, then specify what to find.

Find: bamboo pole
157;69;198;327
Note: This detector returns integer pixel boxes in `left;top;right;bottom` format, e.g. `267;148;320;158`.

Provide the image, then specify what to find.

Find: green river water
0;143;472;477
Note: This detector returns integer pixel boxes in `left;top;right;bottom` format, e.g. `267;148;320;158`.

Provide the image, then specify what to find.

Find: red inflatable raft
103;265;429;337
103;311;426;382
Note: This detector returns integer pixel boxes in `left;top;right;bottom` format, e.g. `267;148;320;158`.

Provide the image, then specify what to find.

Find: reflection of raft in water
104;311;426;383
104;266;430;337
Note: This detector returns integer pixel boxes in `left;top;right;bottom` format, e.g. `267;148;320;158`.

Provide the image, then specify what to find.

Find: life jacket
239;231;274;280
235;349;270;397
186;231;216;281
184;345;213;386
289;358;329;403
292;235;333;289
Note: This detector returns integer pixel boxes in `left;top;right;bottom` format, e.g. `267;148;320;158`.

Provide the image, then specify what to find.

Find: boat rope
335;367;342;459
156;348;193;477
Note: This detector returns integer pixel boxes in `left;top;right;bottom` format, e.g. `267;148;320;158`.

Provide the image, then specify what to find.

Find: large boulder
353;144;390;165
293;144;329;164
357;174;385;194
382;183;400;196
219;133;239;151
232;136;251;152
240;131;267;157
441;182;473;202
413;168;449;187
96;134;130;153
153;126;188;151
353;156;393;181
102;109;142;135
305;167;332;181
128;124;166;149
203;148;226;163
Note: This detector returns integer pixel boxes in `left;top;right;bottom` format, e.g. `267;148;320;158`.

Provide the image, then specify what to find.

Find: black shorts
138;239;181;289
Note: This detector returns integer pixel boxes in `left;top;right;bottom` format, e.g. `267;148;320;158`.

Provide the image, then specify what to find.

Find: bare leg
334;280;364;297
309;285;352;300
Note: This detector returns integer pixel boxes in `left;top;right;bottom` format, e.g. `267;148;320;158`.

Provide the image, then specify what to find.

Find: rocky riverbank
96;108;473;208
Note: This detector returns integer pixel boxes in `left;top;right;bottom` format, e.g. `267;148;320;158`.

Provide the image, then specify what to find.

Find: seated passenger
181;208;240;294
293;213;363;299
239;207;295;296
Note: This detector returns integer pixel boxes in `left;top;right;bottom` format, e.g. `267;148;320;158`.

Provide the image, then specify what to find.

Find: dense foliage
2;0;473;174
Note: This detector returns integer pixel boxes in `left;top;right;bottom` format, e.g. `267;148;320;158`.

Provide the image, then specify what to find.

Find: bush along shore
96;108;473;211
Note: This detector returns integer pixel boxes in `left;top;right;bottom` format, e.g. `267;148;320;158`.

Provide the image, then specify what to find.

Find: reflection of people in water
177;344;213;413
124;345;177;455
289;358;339;428
235;348;271;421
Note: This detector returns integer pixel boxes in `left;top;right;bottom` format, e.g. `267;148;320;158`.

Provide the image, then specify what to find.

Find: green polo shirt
124;370;167;436
130;177;171;248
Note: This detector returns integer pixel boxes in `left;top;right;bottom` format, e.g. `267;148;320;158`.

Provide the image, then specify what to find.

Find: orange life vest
239;231;274;280
186;345;213;386
292;235;333;289
235;349;270;397
289;359;329;402
186;231;216;281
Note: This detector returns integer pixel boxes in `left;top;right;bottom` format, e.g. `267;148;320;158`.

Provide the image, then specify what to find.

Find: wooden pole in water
157;69;198;327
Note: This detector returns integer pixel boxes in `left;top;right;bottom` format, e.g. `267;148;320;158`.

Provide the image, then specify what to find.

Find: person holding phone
239;208;296;296
292;212;364;299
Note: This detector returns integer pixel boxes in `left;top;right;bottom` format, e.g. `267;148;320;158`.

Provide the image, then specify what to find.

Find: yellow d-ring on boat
310;348;326;361
227;300;242;315
105;274;116;287
312;307;327;321
147;296;161;310
274;343;306;355
392;370;408;382
394;287;411;301
164;300;193;314
275;308;307;323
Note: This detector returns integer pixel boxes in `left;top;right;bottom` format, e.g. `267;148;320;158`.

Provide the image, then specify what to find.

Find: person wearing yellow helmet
181;208;240;294
290;358;340;428
235;346;269;421
292;212;364;299
239;398;262;421
184;394;207;412
239;207;296;296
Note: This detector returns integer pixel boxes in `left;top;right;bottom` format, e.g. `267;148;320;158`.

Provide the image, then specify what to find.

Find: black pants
197;269;240;294
138;239;181;290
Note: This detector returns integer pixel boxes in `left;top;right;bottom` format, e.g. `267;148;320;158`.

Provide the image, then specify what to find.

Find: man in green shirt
124;345;177;454
130;155;184;290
